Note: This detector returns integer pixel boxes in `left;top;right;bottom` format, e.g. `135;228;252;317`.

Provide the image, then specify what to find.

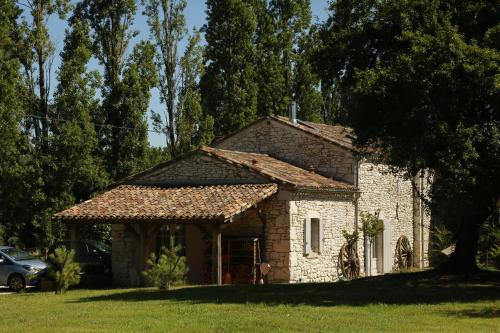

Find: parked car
0;246;47;291
49;240;112;287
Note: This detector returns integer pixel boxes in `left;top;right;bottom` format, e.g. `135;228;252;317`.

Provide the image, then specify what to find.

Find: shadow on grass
74;270;500;307
444;307;500;318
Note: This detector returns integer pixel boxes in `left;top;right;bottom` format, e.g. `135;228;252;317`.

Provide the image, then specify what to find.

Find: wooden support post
139;225;147;274
211;225;222;285
69;224;80;256
140;224;162;273
256;208;267;262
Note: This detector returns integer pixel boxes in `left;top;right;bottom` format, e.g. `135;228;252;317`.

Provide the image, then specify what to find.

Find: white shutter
304;219;311;255
319;219;324;254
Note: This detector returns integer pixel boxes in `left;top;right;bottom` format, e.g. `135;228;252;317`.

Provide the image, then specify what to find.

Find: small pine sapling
48;247;81;294
142;237;188;290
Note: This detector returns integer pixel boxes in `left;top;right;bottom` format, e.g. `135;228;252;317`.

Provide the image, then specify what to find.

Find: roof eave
293;185;359;193
52;215;229;225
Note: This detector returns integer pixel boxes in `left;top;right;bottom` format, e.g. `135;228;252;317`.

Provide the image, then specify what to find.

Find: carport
52;183;278;286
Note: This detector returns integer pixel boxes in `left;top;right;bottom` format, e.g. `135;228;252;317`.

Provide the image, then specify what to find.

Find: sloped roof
201;147;354;190
271;115;357;151
52;184;278;223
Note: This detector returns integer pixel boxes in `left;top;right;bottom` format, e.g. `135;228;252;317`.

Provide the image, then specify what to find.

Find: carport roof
52;183;278;224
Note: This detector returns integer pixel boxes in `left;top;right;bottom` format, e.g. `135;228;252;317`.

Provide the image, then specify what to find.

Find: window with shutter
319;219;324;254
311;218;320;254
304;219;311;255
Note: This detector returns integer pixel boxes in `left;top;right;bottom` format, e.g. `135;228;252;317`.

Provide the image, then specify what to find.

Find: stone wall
288;196;356;283
133;153;267;185
259;196;291;283
357;162;431;273
215;118;357;183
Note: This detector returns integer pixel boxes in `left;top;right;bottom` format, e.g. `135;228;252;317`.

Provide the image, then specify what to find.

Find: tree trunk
439;209;488;274
38;51;49;153
35;0;49;153
412;174;421;268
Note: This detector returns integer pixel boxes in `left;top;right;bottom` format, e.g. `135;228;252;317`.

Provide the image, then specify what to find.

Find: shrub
428;225;454;267
477;217;500;269
342;230;359;247
48;247;81;294
142;238;188;290
361;211;384;242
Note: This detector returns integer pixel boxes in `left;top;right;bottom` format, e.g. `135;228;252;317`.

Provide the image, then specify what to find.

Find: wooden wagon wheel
338;244;360;279
395;235;413;270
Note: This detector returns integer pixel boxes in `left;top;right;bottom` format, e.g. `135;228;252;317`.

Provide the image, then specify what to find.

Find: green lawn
1;271;499;333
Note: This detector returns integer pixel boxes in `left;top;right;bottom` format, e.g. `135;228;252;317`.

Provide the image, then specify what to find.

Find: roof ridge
118;183;275;190
200;145;354;190
269;115;356;151
200;147;287;185
202;146;270;157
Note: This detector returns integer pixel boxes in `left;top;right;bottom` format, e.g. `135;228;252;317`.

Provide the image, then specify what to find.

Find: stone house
54;115;431;286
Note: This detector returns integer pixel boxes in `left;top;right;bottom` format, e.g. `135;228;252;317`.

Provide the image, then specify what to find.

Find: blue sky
44;1;330;147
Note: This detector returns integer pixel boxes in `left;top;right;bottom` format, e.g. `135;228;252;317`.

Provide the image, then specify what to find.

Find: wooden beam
123;224;140;239
211;225;222;285
255;208;267;261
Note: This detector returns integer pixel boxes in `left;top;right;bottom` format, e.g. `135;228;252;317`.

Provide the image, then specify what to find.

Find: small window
311;218;320;253
304;218;322;255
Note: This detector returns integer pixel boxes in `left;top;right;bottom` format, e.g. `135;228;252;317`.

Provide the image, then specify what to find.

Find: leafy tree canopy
317;0;499;272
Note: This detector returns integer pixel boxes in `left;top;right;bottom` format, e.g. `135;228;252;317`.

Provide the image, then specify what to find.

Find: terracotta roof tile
201;147;354;190
53;184;278;223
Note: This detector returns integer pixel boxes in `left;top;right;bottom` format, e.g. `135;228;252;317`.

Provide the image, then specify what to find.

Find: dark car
0;246;48;291
49;239;112;287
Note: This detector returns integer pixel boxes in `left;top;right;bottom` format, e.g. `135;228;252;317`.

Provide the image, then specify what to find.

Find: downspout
354;159;359;231
354;159;368;276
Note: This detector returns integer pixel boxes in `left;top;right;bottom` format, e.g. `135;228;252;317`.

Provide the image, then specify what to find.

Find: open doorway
367;219;392;276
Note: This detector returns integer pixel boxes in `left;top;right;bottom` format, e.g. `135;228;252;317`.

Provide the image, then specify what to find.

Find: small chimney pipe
290;101;297;125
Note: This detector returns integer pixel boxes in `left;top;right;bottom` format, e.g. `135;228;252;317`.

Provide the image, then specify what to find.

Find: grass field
1;271;499;333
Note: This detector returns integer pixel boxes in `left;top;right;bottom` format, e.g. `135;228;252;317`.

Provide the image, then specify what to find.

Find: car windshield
85;240;111;254
2;248;36;261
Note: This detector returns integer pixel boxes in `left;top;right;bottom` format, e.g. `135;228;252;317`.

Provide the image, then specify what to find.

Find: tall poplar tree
253;0;286;118
255;0;322;121
78;0;156;179
13;0;72;246
112;41;158;179
143;0;213;158
269;0;308;114
50;16;108;241
0;0;42;246
293;24;323;122
18;0;71;153
201;0;258;137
